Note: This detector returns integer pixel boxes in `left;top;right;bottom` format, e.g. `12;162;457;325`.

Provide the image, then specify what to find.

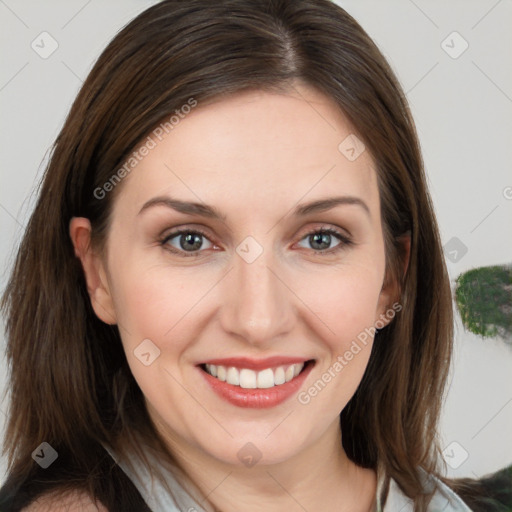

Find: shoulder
21;490;108;512
427;475;473;511
381;471;473;511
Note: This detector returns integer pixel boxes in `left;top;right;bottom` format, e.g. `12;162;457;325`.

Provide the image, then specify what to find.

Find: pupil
180;233;202;251
311;232;331;250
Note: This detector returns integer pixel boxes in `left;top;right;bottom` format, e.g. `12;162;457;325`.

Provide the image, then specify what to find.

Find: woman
0;1;507;510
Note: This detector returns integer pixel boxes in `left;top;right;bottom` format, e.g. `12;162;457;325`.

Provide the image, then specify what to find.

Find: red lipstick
197;358;314;409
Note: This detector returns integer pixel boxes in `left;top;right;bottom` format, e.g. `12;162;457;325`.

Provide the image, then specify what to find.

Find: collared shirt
376;472;472;511
103;442;472;512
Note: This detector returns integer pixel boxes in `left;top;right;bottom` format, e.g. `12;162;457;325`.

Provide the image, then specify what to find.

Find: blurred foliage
455;264;512;340
458;464;512;512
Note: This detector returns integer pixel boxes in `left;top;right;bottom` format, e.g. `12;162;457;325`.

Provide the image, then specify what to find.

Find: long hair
1;1;453;510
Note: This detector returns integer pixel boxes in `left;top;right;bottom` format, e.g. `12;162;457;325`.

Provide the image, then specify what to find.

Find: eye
162;229;214;255
296;228;351;253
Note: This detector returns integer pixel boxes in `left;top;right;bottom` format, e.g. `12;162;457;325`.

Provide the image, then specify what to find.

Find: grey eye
166;232;213;252
297;231;342;251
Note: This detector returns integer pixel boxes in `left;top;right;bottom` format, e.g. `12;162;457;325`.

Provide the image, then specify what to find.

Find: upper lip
198;356;312;371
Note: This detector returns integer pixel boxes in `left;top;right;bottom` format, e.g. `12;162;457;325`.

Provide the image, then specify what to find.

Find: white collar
103;441;472;512
376;467;473;511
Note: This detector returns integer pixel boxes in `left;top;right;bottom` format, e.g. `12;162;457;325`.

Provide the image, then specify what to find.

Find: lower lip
199;362;314;409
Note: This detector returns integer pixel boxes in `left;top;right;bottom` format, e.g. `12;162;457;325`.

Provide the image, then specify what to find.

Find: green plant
455;264;512;340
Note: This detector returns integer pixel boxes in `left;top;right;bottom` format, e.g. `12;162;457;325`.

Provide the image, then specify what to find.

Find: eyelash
159;226;353;258
159;228;212;258
299;227;353;254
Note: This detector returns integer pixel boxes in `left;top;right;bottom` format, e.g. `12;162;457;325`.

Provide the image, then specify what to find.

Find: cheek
109;262;210;353
293;263;384;406
295;262;384;345
109;266;208;409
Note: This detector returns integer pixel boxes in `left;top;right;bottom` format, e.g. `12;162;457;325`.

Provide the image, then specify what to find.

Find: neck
154;419;377;512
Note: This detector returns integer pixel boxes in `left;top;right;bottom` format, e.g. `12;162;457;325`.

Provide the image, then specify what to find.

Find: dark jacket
0;443;152;512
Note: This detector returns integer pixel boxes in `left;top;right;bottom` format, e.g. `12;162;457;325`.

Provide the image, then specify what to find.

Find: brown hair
1;1;454;510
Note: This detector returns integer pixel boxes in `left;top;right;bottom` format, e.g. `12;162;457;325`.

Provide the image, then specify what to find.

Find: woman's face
83;84;397;467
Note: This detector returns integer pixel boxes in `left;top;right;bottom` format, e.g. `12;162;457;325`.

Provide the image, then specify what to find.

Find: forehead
112;85;378;218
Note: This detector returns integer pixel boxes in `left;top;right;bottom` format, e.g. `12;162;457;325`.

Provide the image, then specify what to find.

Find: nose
218;245;295;347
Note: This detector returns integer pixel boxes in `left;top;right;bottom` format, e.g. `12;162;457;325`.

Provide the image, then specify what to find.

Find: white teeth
217;365;227;382
274;366;286;385
293;363;304;377
239;368;257;388
204;362;306;389
257;368;275;389
226;367;240;386
206;363;217;377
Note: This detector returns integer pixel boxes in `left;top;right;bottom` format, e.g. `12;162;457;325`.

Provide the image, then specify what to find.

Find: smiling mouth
200;360;314;389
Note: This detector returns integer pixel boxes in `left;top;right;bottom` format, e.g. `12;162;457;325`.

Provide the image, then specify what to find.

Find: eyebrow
138;197;227;220
293;196;370;217
138;195;370;219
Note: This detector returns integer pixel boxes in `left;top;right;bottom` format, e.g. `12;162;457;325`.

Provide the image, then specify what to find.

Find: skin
70;83;408;512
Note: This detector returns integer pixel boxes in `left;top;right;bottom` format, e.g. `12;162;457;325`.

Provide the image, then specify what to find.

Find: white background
1;0;511;484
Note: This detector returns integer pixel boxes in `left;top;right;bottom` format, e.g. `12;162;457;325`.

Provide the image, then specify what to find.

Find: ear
375;232;411;327
69;217;117;325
